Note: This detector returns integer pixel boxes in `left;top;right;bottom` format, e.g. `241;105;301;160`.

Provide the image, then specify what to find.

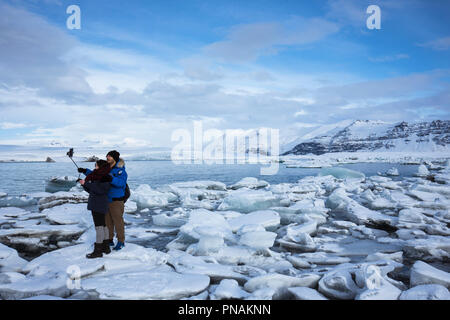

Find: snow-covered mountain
283;120;450;155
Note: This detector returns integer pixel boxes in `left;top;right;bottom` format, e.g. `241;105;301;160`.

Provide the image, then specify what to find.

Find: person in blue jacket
79;150;128;251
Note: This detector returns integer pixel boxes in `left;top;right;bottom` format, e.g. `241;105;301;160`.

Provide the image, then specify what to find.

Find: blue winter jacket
84;158;128;203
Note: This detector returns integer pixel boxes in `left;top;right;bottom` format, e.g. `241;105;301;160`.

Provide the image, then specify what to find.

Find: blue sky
0;0;449;148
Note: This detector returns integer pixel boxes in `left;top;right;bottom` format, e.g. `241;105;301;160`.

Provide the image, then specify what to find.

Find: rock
287;287;328;300
45;157;55;163
399;284;450;300
410;261;450;288
84;156;99;162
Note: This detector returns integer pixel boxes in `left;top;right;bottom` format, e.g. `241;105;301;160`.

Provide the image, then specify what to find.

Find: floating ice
131;184;178;209
0;243;27;272
287;287;328;300
217;189;281;213
239;231;277;250
170;180;227;191
45;176;78;193
385;168;399;176
82;270;210;300
152;213;187;228
0;196;37;208
179;209;233;241
43;203;92;226
414;164;430;177
410;261;450;288
38;191;88;210
244;273;321;293
319;167;365;181
399;284;450;300
227;210;280;232
229;177;269;190
210;279;250;300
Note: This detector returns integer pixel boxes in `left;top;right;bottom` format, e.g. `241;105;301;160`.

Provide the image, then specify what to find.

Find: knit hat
106;150;120;163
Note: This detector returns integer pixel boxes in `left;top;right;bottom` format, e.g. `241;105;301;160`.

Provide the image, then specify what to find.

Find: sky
0;0;449;149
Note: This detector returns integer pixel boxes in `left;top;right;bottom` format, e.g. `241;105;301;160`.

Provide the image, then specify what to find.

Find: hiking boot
113;241;125;251
86;243;103;259
102;240;111;254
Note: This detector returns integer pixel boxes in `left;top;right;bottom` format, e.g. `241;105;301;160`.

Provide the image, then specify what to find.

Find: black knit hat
106;150;120;163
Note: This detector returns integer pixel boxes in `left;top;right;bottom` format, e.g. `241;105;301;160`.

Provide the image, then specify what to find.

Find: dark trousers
91;211;106;227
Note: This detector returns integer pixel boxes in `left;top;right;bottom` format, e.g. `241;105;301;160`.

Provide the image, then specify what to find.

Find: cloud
203;17;339;63
0;122;28;129
418;37;450;51
368;54;409;62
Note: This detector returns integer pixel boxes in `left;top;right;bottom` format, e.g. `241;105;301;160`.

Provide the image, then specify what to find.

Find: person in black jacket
78;160;113;259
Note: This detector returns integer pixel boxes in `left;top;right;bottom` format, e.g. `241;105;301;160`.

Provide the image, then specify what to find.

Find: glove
78;168;87;173
100;174;113;183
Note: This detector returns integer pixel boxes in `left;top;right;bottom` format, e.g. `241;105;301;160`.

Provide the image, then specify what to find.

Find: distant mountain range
282;120;450;155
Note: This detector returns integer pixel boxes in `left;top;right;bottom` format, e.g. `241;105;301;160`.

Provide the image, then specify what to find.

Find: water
0;160;420;197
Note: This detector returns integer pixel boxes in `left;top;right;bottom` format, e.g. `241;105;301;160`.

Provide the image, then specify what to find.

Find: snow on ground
0;157;449;300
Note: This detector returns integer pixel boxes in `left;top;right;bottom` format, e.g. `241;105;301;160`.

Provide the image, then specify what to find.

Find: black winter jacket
83;181;111;214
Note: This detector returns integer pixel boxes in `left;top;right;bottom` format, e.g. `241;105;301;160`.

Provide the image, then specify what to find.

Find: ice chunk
82;270;210;299
131;184;178;209
38;191;88;210
354;264;402;300
0;243;27;272
244;273;321;293
22;295;65;300
319;167;365;181
210;279;250;300
170;180;227;191
325;188;352;210
318;268;360;299
229;177;269;190
414;164;430;177
168;250;249;283
385;168;399;176
340;201;397;227
194;235;225;255
227;210;280;232
399;284;450;300
44;203;92;226
218;189;281;213
0;196;37;208
287;287;328;300
179;209;233;241
152;214;187;227
45;176;78;193
410;261;450;288
286;221;317;237
239;231;277;250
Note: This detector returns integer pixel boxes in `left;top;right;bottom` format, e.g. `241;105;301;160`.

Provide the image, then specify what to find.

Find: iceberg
319;167;365;181
229;177;269;190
